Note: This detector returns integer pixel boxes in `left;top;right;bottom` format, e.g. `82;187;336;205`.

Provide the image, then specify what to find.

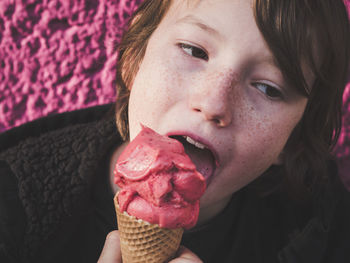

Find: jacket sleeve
0;160;26;263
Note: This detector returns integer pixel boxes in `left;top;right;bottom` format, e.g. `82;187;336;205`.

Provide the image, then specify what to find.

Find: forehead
155;0;274;65
166;0;254;22
160;0;259;41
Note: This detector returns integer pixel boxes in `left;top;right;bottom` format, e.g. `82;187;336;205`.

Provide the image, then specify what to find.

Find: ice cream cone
114;194;184;263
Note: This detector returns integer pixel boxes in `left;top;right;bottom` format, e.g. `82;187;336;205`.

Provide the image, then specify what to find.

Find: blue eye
253;82;283;99
179;43;208;61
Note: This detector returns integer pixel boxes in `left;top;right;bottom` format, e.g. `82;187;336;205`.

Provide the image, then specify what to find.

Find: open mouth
170;135;216;185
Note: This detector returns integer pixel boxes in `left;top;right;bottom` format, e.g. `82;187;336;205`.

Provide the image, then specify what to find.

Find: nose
189;70;236;127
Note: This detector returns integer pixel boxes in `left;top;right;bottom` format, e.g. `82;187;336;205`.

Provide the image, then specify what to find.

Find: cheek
234;104;306;171
127;54;184;139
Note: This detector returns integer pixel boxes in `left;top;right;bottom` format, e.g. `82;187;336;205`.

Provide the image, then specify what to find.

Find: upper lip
166;131;220;167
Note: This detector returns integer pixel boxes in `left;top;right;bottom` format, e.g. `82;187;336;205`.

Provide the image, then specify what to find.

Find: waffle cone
114;194;184;263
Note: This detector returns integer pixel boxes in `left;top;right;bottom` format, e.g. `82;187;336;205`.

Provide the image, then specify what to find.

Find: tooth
195;141;205;149
186;136;205;149
186;136;196;145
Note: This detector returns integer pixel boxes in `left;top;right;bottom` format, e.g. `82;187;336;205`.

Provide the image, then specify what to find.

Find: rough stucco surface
0;0;350;188
0;0;142;130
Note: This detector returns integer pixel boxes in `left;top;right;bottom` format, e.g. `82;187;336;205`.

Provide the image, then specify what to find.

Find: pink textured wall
0;0;350;187
0;0;142;131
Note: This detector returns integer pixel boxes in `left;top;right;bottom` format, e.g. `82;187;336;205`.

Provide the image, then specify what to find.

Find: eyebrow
175;15;223;40
176;15;281;72
260;56;280;69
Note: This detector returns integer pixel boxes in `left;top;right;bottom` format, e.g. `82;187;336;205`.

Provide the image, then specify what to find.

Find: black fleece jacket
1;104;350;263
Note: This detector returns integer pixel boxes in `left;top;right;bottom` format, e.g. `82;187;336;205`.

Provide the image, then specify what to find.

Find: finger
168;246;203;263
97;230;122;263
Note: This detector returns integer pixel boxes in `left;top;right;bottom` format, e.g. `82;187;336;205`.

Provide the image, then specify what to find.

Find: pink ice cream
114;126;206;229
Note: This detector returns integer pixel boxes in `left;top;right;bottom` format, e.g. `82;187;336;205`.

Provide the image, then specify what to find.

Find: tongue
182;142;215;183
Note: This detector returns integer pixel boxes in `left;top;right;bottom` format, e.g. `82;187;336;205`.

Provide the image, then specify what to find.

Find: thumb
168;246;203;263
98;230;122;263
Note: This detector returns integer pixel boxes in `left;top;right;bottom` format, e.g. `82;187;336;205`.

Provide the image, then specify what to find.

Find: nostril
213;119;220;124
212;114;232;127
191;101;231;127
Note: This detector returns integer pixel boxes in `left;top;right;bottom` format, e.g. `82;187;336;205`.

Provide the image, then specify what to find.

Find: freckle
256;122;261;129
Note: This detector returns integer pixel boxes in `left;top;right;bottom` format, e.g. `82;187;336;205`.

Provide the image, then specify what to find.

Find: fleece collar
0;114;118;261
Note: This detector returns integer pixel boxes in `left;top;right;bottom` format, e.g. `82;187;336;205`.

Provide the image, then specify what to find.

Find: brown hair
115;0;172;140
253;0;350;200
115;0;350;200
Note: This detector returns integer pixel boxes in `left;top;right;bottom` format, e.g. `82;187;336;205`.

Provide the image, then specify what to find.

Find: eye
253;82;283;99
179;43;208;61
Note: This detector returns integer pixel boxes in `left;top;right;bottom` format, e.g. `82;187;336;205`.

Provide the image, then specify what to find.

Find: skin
104;0;311;261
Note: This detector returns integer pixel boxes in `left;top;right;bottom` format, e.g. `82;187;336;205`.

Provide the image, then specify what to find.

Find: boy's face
127;0;309;222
